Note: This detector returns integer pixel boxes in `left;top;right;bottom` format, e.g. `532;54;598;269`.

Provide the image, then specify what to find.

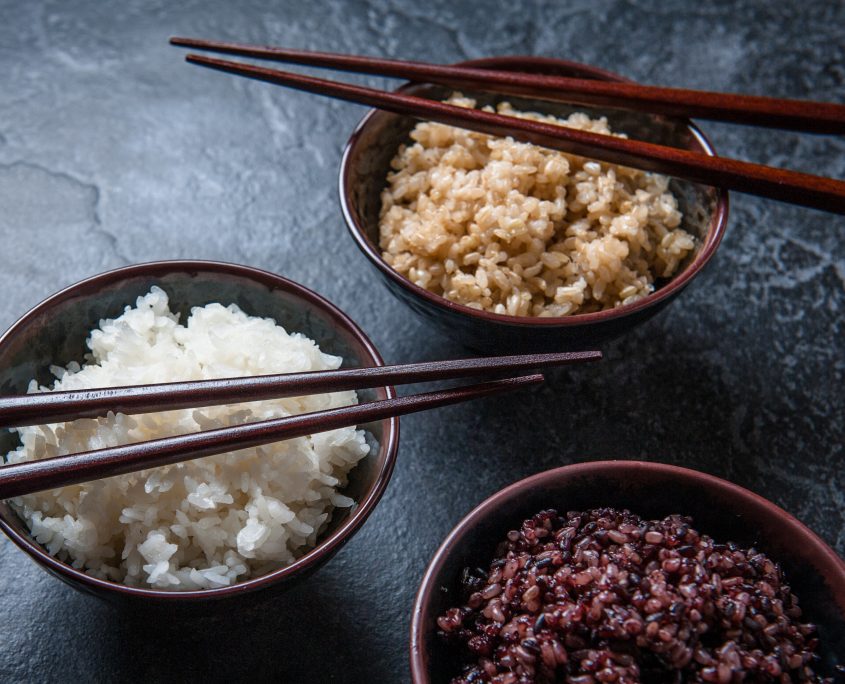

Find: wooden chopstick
180;53;845;215
0;351;598;429
0;374;542;499
170;37;845;135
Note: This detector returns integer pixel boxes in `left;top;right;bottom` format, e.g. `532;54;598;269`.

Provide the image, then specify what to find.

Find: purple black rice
437;508;838;683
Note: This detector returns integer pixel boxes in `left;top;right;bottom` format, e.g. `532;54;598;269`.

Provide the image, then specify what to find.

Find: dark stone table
0;1;843;681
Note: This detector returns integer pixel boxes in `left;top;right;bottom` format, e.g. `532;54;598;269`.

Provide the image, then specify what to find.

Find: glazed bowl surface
340;56;729;352
0;260;399;606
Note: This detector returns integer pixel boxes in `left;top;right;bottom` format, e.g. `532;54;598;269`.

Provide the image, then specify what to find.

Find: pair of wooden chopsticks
170;37;845;215
0;351;600;499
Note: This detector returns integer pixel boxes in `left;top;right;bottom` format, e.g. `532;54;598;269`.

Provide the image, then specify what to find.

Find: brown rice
379;96;695;317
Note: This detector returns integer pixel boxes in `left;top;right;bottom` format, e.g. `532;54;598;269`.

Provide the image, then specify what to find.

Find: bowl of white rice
339;57;728;352
0;260;399;604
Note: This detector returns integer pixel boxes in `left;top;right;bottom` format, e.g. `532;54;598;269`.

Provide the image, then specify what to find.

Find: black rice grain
438;508;837;683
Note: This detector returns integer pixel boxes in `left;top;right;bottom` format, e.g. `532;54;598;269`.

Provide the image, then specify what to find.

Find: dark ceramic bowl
340;57;729;352
410;461;845;681
0;260;399;606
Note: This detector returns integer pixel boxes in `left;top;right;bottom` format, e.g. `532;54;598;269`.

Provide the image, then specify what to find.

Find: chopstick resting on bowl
170;37;845;135
0;351;601;498
0;351;598;428
0;375;543;499
171;40;845;215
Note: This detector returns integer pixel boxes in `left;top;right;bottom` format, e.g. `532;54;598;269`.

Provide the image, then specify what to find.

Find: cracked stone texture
0;0;843;681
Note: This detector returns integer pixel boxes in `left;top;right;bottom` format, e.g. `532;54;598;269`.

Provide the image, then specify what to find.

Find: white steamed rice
6;287;370;590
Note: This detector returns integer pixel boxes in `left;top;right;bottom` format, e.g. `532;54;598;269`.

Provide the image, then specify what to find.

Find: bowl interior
343;57;722;323
413;463;845;681
0;261;395;598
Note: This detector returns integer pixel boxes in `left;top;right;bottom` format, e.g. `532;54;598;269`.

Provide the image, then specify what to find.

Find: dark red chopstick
170;37;845;135
182;54;845;214
0;374;542;499
0;351;598;429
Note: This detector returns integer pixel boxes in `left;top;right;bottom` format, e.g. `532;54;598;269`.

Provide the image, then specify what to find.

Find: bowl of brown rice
410;461;845;682
339;57;729;352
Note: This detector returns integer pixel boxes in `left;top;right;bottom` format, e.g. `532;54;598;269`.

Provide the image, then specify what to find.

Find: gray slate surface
0;1;843;682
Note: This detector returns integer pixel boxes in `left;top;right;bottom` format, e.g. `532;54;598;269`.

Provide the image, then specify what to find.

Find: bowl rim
339;55;730;329
0;259;400;601
408;459;845;682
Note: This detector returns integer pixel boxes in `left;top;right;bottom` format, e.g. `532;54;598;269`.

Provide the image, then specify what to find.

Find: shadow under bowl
340;56;729;353
410;461;845;681
0;260;399;608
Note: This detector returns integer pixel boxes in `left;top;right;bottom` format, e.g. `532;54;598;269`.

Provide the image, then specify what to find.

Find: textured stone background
0;1;843;681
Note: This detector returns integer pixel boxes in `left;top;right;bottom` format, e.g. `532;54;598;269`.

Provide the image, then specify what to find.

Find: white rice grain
7;287;370;590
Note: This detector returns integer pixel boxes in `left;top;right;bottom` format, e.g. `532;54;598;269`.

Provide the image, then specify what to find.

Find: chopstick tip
184;53;214;67
541;349;602;363
170;36;202;48
184;53;229;69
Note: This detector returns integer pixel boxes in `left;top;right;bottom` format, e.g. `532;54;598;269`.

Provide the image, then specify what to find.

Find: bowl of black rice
410;461;845;683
